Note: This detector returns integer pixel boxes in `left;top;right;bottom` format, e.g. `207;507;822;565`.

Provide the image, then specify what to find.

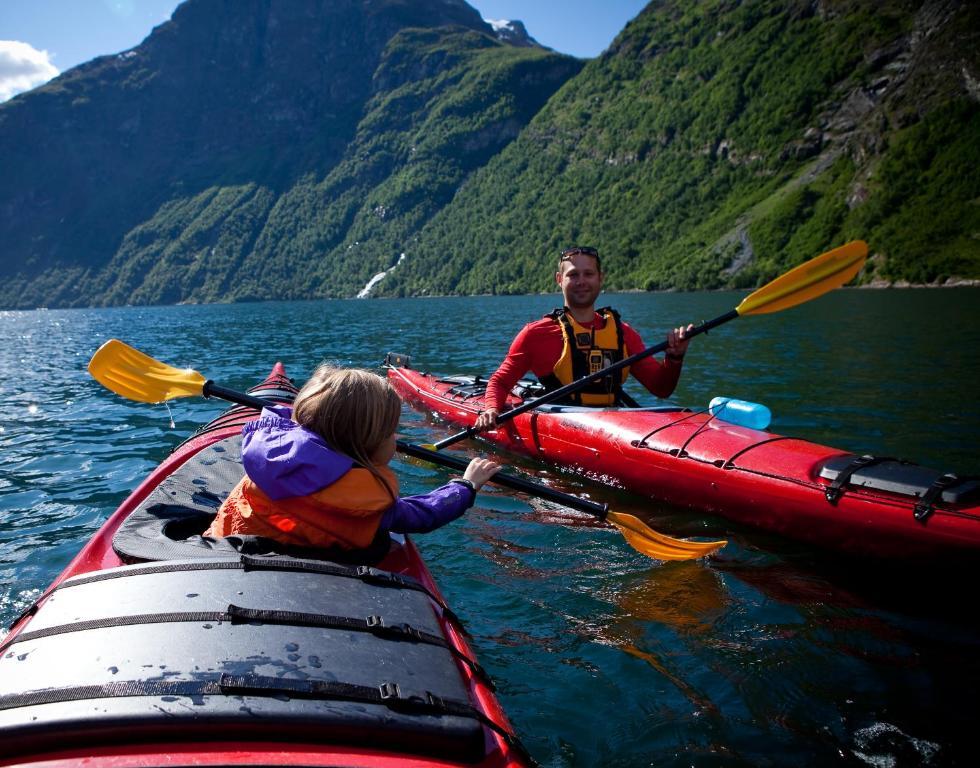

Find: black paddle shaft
396;440;608;519
431;308;740;450
199;382;609;518
203;381;272;411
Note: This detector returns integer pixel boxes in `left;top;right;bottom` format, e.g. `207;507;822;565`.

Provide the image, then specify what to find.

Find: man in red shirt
474;246;693;430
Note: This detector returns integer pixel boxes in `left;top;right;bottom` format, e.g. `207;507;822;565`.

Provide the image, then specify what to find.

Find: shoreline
5;279;980;312
605;280;980;296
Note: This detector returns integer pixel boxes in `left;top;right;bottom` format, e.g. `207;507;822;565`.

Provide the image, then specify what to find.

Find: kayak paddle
394;439;725;560
88;339;725;561
427;240;868;451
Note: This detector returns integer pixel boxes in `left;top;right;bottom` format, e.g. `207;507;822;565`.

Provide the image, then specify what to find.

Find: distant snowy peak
485;18;543;49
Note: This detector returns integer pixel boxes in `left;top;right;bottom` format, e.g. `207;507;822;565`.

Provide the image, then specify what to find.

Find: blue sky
0;0;648;101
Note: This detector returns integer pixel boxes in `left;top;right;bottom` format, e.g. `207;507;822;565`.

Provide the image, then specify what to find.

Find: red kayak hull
1;364;527;768
388;365;980;559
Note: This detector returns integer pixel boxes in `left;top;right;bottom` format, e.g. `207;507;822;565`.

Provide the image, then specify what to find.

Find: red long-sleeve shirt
484;313;683;411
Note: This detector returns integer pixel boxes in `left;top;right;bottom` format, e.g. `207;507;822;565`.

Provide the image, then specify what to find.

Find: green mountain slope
0;0;977;309
377;0;980;297
0;0;579;308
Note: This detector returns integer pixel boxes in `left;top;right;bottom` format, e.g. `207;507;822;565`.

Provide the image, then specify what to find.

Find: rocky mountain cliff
0;0;977;309
0;0;579;307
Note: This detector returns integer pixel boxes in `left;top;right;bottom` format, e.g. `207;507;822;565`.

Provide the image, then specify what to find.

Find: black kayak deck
0;437;489;762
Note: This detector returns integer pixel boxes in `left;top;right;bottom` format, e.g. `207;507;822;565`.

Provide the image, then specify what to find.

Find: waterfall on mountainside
357;253;406;298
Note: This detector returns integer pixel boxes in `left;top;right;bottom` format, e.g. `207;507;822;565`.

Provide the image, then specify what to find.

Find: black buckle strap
825;455;892;505
0;673;466;719
365;614;424;643
913;473;960;523
0;674;532;765
52;557;465;634
7;605;496;693
11;606;440;647
229;607;493;688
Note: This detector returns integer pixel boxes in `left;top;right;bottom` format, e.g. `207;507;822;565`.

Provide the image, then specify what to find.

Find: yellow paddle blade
88;339;207;403
736;240;868;316
607;510;726;562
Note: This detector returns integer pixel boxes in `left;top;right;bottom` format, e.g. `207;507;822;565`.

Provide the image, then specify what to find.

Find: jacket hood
241;406;354;500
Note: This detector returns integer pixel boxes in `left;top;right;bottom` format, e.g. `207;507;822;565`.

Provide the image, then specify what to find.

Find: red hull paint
388;366;980;558
1;364;527;768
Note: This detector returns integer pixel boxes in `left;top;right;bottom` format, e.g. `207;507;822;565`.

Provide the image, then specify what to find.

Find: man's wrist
666;351;685;362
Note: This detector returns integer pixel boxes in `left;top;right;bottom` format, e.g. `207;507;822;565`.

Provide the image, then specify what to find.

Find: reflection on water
2;290;979;766
590;563;730;716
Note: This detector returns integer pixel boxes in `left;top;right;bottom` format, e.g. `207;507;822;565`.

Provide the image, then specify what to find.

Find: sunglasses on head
560;246;599;260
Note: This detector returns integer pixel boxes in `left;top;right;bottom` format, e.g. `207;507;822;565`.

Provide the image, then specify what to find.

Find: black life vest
538;307;630;406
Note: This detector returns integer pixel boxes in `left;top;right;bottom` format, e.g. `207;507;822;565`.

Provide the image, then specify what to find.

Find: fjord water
2;288;979;767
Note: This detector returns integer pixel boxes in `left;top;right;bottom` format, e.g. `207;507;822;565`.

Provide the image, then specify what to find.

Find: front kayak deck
0;368;527;767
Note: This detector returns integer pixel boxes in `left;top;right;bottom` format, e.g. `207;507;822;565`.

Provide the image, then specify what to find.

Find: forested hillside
380;0;980;296
0;0;977;309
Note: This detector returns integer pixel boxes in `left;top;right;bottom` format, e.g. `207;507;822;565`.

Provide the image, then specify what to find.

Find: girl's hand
462;457;500;492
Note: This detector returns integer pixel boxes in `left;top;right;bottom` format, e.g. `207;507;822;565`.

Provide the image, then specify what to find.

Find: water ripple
2;292;979;766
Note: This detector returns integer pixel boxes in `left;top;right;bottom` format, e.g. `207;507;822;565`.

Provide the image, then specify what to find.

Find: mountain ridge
376;0;979;297
0;0;977;309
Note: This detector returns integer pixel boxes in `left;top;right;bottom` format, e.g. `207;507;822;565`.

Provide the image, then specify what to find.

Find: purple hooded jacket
240;407;475;534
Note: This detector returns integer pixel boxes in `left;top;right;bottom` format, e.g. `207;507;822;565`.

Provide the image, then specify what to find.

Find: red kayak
0;365;530;768
386;358;980;559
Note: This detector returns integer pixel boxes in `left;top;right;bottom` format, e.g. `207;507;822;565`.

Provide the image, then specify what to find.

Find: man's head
556;245;603;313
557;245;601;273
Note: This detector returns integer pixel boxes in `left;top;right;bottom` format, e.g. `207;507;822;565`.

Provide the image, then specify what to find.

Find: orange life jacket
205;465;399;550
539;307;629;406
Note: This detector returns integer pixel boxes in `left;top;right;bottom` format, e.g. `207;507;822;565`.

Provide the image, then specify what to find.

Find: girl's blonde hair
292;365;402;499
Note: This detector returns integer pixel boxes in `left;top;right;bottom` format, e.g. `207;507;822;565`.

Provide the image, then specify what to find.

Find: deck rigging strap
674;408;724;458
51;555;464;627
0;672;533;762
721;436;798;469
634;407;705;447
824;455;900;505
7;605;495;691
914;473;961;522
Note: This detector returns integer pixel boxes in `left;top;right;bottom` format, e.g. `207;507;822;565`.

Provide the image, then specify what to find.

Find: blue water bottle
708;396;772;430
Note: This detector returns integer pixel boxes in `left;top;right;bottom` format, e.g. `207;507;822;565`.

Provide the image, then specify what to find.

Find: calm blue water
2;289;979;766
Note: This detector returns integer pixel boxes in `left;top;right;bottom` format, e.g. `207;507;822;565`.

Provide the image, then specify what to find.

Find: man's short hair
559;246;601;271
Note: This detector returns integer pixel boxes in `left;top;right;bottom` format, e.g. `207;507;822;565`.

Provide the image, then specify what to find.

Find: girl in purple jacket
206;365;499;554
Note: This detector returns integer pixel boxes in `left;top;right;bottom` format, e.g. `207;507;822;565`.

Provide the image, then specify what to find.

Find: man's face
556;252;603;310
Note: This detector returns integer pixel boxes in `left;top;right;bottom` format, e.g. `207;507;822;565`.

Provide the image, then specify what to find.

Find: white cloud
0;41;60;102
